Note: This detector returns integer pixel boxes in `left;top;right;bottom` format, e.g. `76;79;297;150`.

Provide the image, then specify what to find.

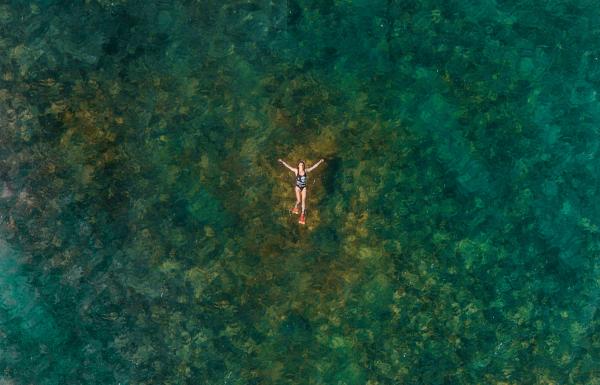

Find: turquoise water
0;0;599;383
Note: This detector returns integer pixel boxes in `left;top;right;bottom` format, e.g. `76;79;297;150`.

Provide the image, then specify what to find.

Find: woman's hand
320;158;325;163
278;158;283;163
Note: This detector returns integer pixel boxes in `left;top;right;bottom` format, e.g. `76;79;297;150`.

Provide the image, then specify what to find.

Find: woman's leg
301;187;307;214
294;186;301;207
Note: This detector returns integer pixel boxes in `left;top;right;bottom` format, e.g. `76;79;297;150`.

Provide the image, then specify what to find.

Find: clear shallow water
0;0;599;383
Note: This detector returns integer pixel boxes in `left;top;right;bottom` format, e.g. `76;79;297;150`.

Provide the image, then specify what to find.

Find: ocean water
0;0;599;383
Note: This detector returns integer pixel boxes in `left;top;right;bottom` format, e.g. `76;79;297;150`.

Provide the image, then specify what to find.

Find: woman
278;158;325;224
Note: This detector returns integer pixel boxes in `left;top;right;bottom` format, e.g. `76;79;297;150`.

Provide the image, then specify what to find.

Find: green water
0;0;599;383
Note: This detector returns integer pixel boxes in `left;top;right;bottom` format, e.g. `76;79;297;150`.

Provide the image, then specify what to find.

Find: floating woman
278;158;325;225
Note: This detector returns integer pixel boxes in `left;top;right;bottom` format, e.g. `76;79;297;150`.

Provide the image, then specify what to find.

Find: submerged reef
0;0;599;384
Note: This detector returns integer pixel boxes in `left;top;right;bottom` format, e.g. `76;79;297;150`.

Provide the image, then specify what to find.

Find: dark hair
297;160;305;167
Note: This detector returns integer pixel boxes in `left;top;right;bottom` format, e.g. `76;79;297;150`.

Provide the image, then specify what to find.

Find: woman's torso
296;170;307;187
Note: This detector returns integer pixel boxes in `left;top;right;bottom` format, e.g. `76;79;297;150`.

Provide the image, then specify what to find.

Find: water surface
0;0;599;384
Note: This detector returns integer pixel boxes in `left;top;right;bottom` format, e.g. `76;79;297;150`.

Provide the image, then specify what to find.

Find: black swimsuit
296;171;307;190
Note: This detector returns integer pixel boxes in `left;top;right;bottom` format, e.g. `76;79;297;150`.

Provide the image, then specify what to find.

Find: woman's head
297;160;305;171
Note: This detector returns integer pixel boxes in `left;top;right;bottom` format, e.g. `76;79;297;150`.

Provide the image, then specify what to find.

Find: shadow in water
320;156;341;196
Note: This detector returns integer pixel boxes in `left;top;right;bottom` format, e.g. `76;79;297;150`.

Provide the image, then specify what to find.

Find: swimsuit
296;171;307;190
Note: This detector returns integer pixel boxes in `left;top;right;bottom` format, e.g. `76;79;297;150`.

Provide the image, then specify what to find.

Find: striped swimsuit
296;171;307;190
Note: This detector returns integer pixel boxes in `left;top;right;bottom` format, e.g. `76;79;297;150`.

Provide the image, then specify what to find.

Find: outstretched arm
307;159;325;172
278;159;296;173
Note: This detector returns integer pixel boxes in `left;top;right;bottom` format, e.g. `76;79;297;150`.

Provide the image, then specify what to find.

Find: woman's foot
291;205;300;214
299;212;306;224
